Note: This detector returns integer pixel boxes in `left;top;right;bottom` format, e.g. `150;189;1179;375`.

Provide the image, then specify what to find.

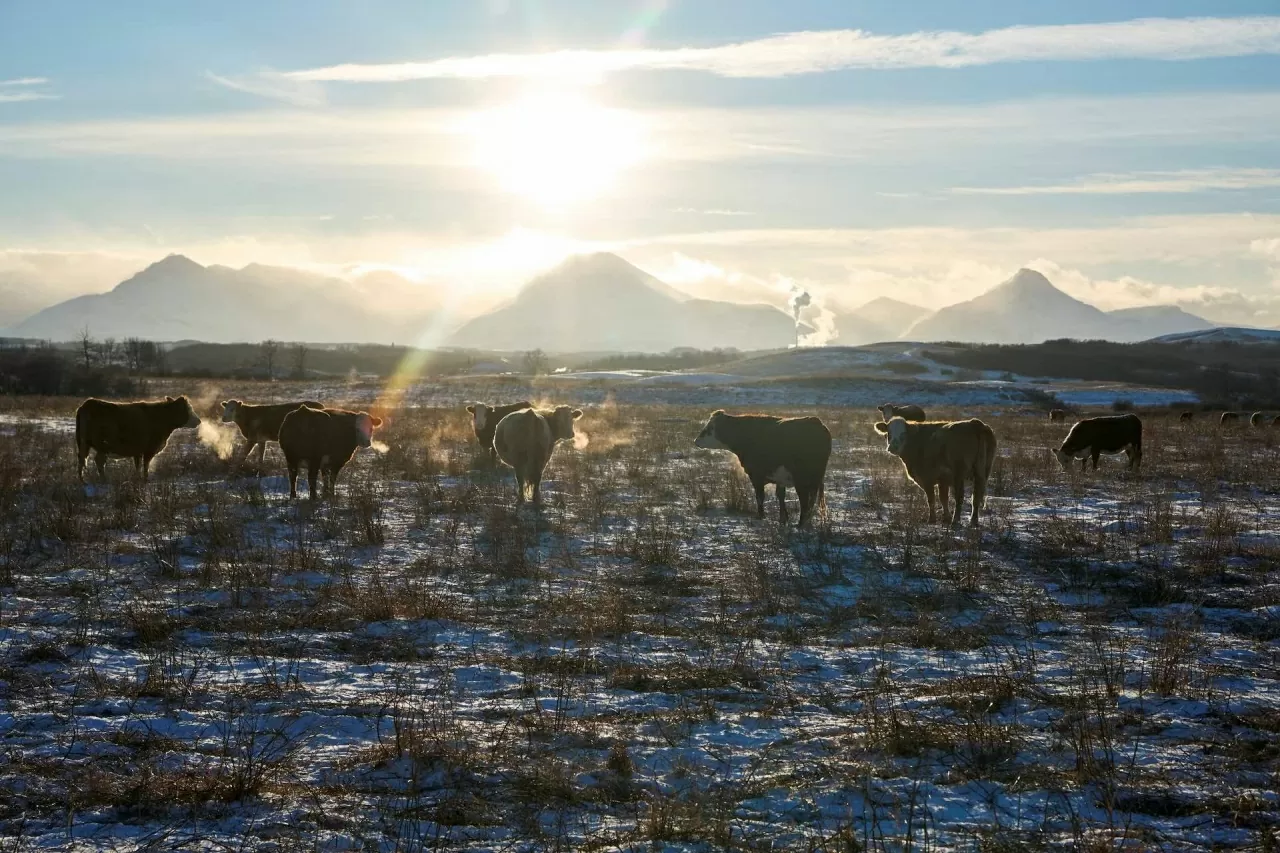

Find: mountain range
445;252;803;351
9;255;444;344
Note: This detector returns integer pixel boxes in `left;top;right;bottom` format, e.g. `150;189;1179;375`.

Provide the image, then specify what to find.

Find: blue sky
3;0;1280;326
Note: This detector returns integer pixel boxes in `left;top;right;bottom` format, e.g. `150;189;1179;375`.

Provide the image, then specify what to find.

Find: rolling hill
833;297;929;344
447;252;803;352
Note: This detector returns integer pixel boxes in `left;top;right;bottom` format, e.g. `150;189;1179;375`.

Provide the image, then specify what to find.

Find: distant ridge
903;268;1215;344
448;252;803;352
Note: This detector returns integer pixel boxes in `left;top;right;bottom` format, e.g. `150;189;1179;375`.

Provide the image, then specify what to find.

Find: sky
3;0;1280;326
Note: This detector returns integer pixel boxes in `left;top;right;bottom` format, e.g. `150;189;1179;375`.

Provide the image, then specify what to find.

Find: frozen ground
0;390;1276;851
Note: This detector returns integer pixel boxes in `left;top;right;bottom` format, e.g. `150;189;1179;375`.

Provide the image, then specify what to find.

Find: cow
1049;409;1068;422
220;399;323;472
879;403;927;422
1179;411;1195;422
278;406;383;500
873;417;996;527
1055;413;1142;472
466;400;533;462
1221;411;1242;425
493;406;582;505
1251;411;1266;427
75;396;201;482
694;410;831;527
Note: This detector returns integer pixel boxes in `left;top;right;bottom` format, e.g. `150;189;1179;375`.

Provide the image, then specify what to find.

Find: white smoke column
198;420;239;461
802;301;838;346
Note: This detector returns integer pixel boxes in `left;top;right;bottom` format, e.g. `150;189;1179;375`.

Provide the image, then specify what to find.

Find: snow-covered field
1;387;1277;851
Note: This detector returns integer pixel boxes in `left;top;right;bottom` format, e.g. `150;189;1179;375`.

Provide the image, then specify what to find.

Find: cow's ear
711;409;725;419
572;409;583;419
370;416;384;427
873;422;889;434
166;396;174;402
466;405;475;414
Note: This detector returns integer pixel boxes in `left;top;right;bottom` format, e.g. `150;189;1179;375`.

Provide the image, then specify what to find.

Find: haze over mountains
0;254;1237;350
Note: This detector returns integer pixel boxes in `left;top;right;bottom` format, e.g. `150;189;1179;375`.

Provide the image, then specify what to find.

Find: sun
465;90;645;206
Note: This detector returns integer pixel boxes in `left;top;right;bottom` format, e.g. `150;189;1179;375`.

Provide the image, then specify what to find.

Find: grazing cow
1179;411;1195;422
1251;411;1266;427
278;406;383;500
1055;413;1142;472
493;406;582;505
75;396;201;482
873;417;996;527
879;403;927;422
466;400;533;461
220;399;323;472
1049;409;1067;422
1221;411;1241;425
695;410;831;527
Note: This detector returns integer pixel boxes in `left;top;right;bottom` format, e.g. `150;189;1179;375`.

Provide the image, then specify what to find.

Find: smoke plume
791;289;812;322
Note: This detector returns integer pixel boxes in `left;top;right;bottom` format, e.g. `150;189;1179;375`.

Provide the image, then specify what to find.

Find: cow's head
694;410;729;450
873;416;910;456
1054;445;1073;471
220;400;240;423
547;406;583;442
466;403;493;439
170;395;201;428
878;404;894;421
354;412;384;448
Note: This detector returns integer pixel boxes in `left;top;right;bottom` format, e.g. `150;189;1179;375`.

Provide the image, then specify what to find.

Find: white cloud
0;77;56;104
0;77;50;87
206;71;326;107
282;16;1280;83
0;92;56;104
955;168;1280;196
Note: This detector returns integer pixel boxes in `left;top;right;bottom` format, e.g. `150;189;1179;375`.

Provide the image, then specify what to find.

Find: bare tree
290;343;309;380
124;338;144;374
260;339;280;381
77;327;95;371
96;337;117;368
523;348;549;377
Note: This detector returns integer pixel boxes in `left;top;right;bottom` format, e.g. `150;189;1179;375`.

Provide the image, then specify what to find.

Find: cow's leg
307;464;320;500
1080;457;1087;472
325;464;339;497
286;460;299;499
513;468;526;504
256;441;268;472
1091;451;1100;471
77;447;88;482
797;486;813;528
930;482;943;524
234;440;255;472
94;451;108;480
752;478;767;519
971;470;988;527
140;455;152;483
948;473;964;526
531;462;545;506
776;483;789;525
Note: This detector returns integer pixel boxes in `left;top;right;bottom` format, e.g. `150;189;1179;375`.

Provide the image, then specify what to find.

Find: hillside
8;255;442;344
903;268;1214;344
448;252;803;352
833;297;929;345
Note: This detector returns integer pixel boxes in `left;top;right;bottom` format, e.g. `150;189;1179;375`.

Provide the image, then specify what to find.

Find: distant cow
1179;411;1194;422
75;396;201;482
493;406;582;505
466;400;533;462
221;399;323;472
879;403;926;422
1049;409;1067;422
874;417;996;527
278;406;383;500
1251;412;1266;427
1055;414;1142;472
1221;412;1242;425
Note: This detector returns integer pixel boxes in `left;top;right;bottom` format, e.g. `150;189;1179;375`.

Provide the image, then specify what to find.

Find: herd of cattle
67;394;1237;526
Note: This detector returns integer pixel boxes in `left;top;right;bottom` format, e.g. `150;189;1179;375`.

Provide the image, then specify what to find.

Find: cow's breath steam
198;420;239;461
370;440;390;454
573;430;590;450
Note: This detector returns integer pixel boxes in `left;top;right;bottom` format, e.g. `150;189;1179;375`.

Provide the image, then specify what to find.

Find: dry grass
0;389;1278;850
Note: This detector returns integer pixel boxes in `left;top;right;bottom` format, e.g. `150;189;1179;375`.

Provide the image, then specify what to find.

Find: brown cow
694;410;831;527
220;399;323;472
873;416;997;527
1221;411;1242;425
466;400;533;462
1179;411;1194;422
1056;414;1142;471
493;406;581;505
1251;411;1266;427
1049;409;1067;422
75;396;201;482
879;403;926;422
278;406;383;500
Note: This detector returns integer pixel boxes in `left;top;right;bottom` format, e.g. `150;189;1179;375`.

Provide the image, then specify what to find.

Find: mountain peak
145;254;204;274
998;268;1056;294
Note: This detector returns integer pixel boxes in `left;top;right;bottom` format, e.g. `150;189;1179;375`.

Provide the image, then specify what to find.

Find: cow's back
77;398;154;455
279;405;331;457
494;409;549;468
1062;414;1141;453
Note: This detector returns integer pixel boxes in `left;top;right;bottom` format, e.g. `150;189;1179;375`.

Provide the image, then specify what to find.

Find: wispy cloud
954;168;1280;195
206;71;326;107
0;76;56;104
282;16;1280;82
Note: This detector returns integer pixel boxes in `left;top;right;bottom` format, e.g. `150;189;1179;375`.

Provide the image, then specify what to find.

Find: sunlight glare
466;91;645;205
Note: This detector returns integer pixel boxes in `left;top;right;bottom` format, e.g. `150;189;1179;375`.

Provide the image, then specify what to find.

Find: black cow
1055;413;1143;472
879;403;926;422
466;400;533;461
694;410;831;527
